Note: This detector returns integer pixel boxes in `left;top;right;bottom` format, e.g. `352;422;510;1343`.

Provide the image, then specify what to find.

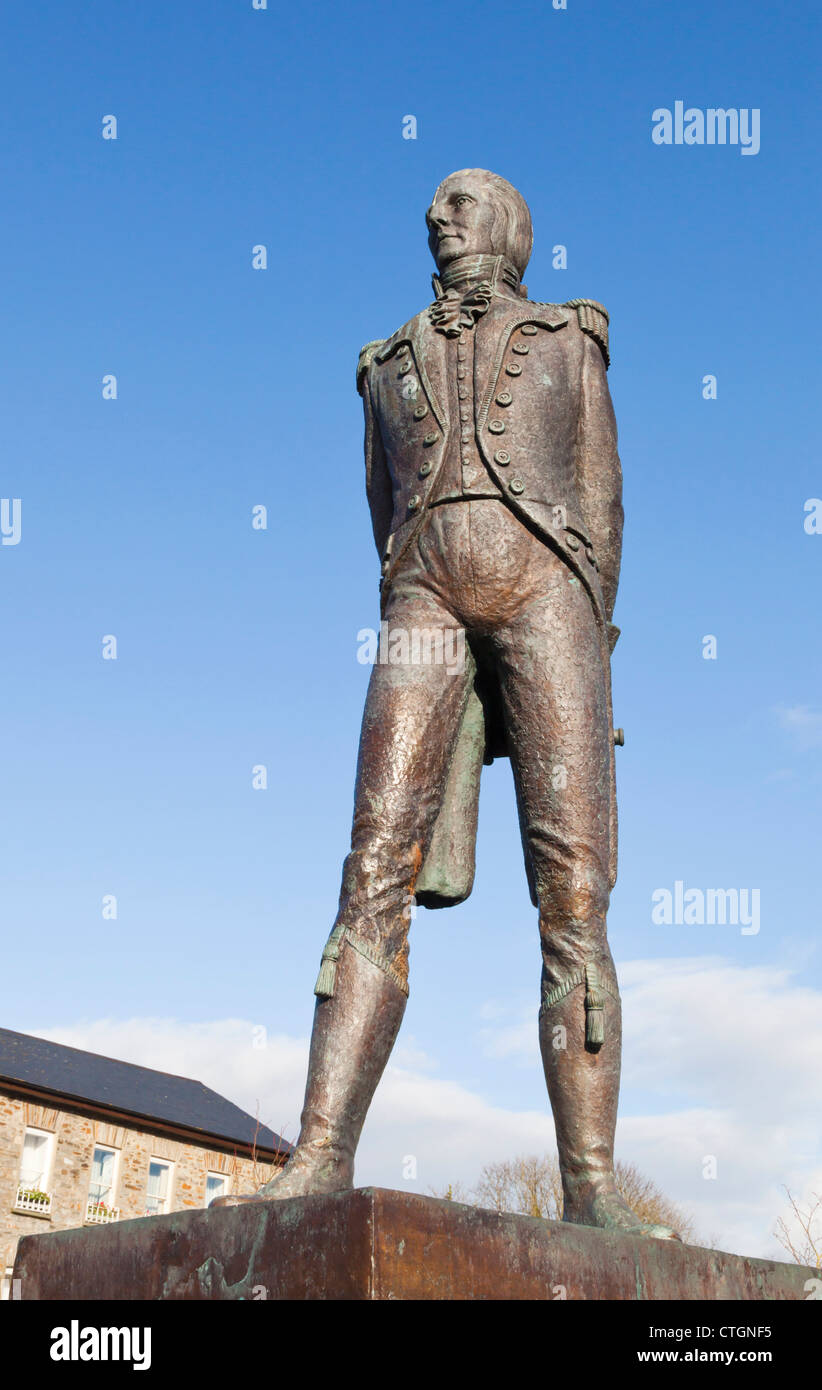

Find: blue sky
2;1;820;1255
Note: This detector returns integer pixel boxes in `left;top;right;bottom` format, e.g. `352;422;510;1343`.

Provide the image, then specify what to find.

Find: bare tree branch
774;1187;822;1268
434;1153;698;1241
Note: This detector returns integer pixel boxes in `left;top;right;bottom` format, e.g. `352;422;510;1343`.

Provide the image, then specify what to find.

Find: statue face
426;173;499;271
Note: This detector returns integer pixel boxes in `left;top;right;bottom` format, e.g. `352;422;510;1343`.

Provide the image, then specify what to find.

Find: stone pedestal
13;1187;811;1301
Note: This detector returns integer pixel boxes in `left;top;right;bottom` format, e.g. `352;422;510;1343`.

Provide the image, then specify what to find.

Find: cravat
428;281;494;338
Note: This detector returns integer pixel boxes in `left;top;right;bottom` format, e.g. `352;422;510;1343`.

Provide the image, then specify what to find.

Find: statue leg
213;938;407;1204
537;982;679;1238
495;573;680;1240
214;591;473;1206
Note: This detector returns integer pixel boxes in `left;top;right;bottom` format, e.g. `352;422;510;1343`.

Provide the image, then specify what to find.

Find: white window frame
87;1143;119;1212
18;1127;55;1195
145;1158;174;1216
205;1171;232;1206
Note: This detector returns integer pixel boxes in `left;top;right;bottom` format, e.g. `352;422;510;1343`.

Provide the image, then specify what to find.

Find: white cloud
35;1017;309;1151
775;705;822;749
37;956;821;1263
476;956;822;1256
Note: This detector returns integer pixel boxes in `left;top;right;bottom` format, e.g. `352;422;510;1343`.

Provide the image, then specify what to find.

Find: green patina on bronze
13;1190;816;1302
210;171;682;1243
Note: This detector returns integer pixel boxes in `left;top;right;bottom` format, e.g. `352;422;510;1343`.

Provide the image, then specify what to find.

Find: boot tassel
584;963;605;1048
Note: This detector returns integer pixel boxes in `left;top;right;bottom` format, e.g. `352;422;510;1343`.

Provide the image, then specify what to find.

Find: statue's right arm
358;347;393;559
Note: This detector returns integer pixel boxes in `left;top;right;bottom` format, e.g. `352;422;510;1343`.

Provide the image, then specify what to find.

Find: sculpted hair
433;169;534;278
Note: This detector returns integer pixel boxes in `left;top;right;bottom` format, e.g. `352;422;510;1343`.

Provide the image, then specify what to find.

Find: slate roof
0;1027;291;1158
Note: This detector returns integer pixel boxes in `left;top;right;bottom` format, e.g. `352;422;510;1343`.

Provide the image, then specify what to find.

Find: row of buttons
397;352;429;421
566;531;599;568
397;350;436;514
396;348;441;508
395;332;598;568
483;324;540;497
398;350;435;503
491;326;599;562
398;330;531;509
458;339;472;474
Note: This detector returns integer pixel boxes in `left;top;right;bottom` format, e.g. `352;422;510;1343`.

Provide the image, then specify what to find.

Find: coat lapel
474;297;569;427
410;311;449;434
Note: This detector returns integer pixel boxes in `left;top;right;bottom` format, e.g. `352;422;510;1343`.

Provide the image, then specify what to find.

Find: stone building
0;1026;290;1293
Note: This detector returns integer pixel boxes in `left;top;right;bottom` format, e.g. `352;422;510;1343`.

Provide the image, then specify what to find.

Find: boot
539;964;681;1240
212;936;407;1206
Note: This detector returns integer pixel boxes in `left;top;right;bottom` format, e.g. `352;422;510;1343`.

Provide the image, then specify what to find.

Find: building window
145;1159;173;1216
14;1128;55;1215
89;1145;117;1205
205;1172;231;1206
14;1128;54;1217
18;1128;53;1193
86;1145;120;1223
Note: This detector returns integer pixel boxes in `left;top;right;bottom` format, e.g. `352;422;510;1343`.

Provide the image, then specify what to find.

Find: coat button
512;343;530;355
419;461;432;477
488;419;505;434
408;494;421;511
494;450;511;466
496;390;513;406
566;533;580;551
509;478;525;495
505;363;523;376
585;545;597;566
423;432;438;446
521;324;538;336
398;361;412;375
413;404;428;419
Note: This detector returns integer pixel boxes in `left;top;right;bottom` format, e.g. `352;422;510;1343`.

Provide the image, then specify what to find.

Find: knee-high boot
212;937;407;1206
538;965;680;1239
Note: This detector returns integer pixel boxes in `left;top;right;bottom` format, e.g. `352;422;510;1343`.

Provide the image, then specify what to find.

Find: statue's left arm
574;330;624;637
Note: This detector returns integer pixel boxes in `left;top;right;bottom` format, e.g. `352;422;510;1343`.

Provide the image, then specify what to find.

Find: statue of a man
218;170;678;1239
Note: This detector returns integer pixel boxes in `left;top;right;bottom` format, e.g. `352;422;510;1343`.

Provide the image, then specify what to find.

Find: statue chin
436;243;492;270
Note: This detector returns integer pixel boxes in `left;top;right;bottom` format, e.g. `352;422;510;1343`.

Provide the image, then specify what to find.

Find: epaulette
356;340;386;396
564;299;610;368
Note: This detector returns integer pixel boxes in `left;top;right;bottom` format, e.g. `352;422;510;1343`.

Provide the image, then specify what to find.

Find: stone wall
0;1088;279;1279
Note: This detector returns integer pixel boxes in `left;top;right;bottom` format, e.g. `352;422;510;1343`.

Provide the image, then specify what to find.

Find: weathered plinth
13;1188;811;1301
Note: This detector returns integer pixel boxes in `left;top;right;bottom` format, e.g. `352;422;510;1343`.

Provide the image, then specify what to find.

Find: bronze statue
216;170;679;1240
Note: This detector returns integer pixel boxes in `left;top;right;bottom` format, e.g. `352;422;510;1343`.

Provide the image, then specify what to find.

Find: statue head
426;169;533;279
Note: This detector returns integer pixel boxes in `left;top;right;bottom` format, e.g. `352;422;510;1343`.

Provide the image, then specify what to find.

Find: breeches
327;500;617;1006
